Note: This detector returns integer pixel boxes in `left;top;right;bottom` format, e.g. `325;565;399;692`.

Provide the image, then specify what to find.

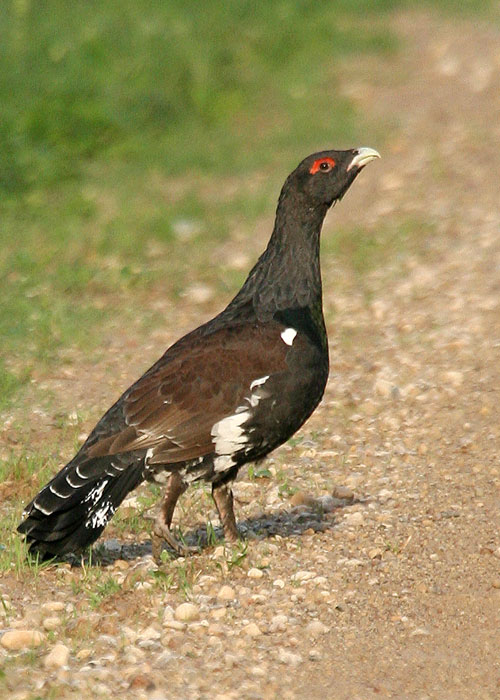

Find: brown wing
86;322;289;464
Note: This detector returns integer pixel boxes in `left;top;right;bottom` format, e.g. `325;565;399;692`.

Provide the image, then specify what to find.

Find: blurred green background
0;0;495;411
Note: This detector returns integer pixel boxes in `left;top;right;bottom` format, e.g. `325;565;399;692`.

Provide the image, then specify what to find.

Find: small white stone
44;643;70;669
247;567;264;579
306;620;329;636
269;614;288;632
212;545;226;559
174;603;200;622
291;570;316;583
163;620;186;631
273;578;285;589
344;511;364;526
217;585;236;601
442;370;464;387
43;616;62;631
41;601;65;613
309;649;322;661
242;622;262;637
138;626;161;641
278;648;303;666
374;377;393;398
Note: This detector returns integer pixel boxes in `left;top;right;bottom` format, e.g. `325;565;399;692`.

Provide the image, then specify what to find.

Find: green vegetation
1;1;397;381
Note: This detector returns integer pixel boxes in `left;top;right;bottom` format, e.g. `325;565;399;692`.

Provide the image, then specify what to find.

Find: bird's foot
152;521;199;564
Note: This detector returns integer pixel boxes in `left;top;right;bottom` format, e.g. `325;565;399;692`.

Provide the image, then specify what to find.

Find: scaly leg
212;483;240;543
152;473;196;562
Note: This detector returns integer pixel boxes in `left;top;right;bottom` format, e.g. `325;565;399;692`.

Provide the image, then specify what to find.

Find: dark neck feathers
229;183;329;318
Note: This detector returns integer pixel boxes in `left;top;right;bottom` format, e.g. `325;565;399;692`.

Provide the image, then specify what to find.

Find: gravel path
1;11;500;700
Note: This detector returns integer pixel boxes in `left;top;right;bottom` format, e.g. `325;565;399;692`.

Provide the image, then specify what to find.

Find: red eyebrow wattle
309;157;336;174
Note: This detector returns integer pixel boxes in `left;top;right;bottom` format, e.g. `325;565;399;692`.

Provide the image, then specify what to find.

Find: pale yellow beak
347;147;381;171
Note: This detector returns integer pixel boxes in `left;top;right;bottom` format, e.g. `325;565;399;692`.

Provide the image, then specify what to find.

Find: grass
1;1;399;383
0;0;495;572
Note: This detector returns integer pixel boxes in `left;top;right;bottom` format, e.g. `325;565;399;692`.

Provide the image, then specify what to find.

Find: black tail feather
18;453;145;557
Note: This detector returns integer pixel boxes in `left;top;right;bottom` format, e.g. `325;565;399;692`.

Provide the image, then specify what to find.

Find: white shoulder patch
281;327;297;346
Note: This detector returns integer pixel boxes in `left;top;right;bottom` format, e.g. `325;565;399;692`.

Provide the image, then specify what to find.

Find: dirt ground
1;10;500;700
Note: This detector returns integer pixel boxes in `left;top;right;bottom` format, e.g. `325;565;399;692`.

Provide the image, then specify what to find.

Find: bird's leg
152;473;196;562
212;483;240;543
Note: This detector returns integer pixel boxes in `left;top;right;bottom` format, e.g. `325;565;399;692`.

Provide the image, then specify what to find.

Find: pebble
316;494;336;512
76;648;92;660
273;578;285;588
43;616;62;631
378;489;394;503
344;511;364;526
44;643;70;669
278;648;303;666
442;370;464;387
289;491;316;508
1;630;44;651
217;585;236;601
163;619;187;631
101;538;121;555
138;626;161;641
41;601;65;613
174;603;200;622
247;568;264;579
332;485;355;502
269;614;289;632
242;622;262;637
212;545;226;559
210;608;227;620
291;570;316;583
306;620;329;636
374;377;394;398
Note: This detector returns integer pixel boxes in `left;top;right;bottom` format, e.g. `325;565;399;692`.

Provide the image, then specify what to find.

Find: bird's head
291;147;380;208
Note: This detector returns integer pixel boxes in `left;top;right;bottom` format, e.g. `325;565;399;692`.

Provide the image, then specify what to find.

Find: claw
152;520;199;563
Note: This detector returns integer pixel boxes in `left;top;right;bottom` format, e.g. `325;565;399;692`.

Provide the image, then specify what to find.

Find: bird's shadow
64;497;363;567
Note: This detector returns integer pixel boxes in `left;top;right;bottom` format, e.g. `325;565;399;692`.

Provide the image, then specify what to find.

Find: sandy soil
1;10;499;700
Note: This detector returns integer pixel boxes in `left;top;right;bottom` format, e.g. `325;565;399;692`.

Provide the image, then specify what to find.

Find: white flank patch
281;327;297;346
83;479;109;504
213;455;236;473
211;411;249;458
250;375;269;391
85;500;115;529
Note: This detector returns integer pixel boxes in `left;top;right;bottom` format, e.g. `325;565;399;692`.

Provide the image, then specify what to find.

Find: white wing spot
281;328;297;346
250;375;269;391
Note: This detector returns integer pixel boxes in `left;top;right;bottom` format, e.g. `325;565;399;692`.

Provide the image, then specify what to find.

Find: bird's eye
309;157;336;174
